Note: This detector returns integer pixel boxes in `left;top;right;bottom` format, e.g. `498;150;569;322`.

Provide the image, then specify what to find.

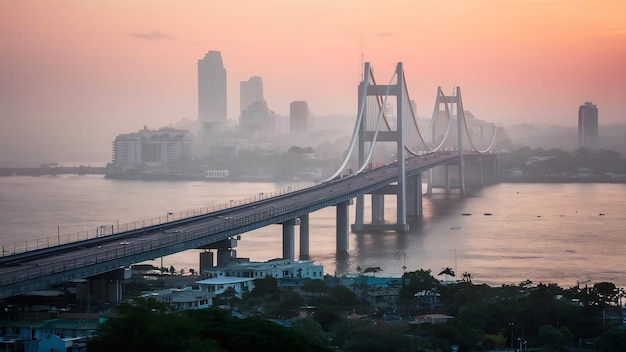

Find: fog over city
1;1;625;165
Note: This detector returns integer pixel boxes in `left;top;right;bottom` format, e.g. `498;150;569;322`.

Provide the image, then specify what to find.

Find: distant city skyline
1;1;625;164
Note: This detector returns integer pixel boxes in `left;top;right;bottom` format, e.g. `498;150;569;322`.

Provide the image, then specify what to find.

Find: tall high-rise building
290;101;310;133
198;51;227;123
240;76;264;114
578;102;598;150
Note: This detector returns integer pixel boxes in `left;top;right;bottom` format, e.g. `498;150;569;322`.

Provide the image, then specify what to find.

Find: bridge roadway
0;152;458;299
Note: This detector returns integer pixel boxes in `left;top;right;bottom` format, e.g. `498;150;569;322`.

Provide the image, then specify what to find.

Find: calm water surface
0;175;624;288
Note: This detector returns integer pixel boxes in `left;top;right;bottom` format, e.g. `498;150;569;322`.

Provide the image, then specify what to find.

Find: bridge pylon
352;62;410;233
426;86;466;195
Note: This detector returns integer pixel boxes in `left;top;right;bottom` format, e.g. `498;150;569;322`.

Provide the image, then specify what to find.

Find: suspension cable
355;71;397;174
454;89;497;153
320;67;373;182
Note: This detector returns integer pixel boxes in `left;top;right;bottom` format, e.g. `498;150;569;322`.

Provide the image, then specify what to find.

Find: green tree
329;285;359;306
302;279;328;295
536;325;571;352
251;275;278;297
89;300;330;352
399;269;439;301
279;290;305;318
597;326;626;352
593;282;619;307
88;298;220;352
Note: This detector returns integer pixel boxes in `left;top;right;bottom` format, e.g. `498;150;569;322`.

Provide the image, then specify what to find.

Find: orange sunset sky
1;0;625;164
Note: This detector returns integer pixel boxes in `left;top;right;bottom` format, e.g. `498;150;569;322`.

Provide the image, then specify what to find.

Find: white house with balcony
140;286;212;310
203;258;324;281
196;277;255;299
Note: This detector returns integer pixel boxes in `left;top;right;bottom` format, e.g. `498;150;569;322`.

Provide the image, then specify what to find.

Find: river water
1;175;624;289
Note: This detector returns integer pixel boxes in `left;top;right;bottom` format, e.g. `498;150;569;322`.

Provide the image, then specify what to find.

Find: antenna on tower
360;34;364;81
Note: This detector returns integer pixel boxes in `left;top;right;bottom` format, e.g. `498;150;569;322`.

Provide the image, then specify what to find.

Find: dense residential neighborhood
2;259;626;351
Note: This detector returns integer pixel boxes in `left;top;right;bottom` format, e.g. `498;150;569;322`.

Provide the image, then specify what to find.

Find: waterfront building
203;258;324;281
141;286;211;311
578;102;598;150
0;312;98;351
289;101;310;134
198;51;227;124
196;277;255;299
338;276;403;307
108;126;192;174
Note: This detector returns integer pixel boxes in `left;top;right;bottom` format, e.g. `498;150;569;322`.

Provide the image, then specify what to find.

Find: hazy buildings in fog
198;51;227;124
240;100;277;138
197;51;229;158
239;76;277;138
240;76;264;113
289;101;310;134
578;102;598;150
108;126;192;174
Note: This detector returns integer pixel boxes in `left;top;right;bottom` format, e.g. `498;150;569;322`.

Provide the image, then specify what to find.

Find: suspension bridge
0;62;500;299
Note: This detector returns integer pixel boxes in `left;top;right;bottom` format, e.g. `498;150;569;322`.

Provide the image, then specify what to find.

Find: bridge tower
353;62;410;233
426;87;466;195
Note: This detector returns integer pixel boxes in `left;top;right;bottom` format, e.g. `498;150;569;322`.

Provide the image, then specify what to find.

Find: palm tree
438;267;455;282
462;272;472;283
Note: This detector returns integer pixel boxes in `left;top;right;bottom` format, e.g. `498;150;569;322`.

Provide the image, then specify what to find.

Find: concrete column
217;248;235;267
336;201;350;252
282;218;298;262
427;168;433;194
299;214;310;259
406;177;414;215
444;165;450;193
354;194;364;231
199;251;214;273
371;193;384;223
416;173;423;216
479;157;484;185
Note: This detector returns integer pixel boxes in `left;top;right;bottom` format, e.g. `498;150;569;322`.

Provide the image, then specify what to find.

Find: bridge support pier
407;173;423;216
299;214;310;259
282;218;299;262
427;168;433;194
354;194;364;231
371;193;384;223
200;238;237;267
217;247;236;267
336;200;350;253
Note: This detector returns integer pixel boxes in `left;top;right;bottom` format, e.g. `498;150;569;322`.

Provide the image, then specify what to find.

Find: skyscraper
240;76;264;114
198;51;227;124
290;101;309;133
578;102;598;150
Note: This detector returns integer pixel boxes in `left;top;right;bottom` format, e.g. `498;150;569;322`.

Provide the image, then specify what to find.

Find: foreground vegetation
90;271;626;351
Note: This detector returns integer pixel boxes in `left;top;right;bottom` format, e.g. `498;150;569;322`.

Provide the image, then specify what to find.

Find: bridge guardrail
0;187;328;289
0;183;316;259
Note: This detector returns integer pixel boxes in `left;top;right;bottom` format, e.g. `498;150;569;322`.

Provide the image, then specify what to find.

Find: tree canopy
87;298;330;352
